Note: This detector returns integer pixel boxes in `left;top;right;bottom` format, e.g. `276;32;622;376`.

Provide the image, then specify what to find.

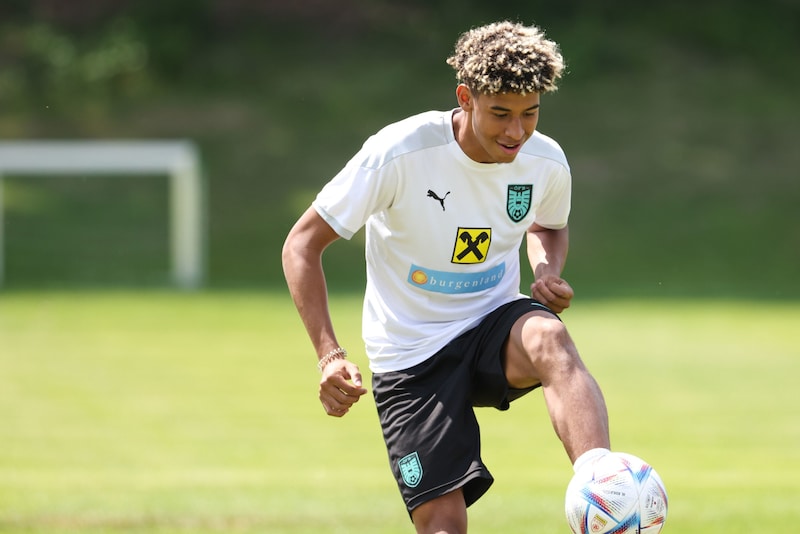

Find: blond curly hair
446;21;565;95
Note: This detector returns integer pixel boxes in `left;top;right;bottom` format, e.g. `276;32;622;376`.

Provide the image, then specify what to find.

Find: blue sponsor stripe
407;263;506;294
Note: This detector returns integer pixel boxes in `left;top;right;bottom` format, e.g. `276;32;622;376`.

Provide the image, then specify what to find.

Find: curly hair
446;21;565;95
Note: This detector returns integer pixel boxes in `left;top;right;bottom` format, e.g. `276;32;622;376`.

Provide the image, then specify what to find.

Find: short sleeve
312;142;398;240
533;165;571;229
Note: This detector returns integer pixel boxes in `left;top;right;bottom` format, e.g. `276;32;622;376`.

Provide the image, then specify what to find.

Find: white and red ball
565;452;668;533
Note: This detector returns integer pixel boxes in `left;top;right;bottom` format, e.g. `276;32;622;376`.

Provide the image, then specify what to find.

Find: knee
520;314;574;360
506;314;581;387
411;490;467;534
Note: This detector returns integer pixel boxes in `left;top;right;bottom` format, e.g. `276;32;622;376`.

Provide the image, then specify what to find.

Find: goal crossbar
0;140;205;289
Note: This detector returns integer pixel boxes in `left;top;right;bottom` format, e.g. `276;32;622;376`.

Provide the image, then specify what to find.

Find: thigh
463;298;557;409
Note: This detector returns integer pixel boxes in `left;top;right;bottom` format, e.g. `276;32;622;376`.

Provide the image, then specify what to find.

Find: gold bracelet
317;347;347;372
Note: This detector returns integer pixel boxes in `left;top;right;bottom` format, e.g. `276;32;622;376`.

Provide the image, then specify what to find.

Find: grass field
1;291;798;533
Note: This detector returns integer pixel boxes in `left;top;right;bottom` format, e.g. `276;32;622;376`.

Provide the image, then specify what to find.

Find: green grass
0;291;798;533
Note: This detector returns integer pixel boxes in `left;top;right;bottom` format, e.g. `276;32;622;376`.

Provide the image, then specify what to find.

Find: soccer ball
565;451;668;533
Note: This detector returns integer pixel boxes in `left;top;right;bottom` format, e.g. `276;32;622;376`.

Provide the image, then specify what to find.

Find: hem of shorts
405;467;492;514
368;297;553;374
368;344;447;374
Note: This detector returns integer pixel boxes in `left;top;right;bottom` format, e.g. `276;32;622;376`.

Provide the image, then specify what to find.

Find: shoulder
520;130;570;172
358;110;452;169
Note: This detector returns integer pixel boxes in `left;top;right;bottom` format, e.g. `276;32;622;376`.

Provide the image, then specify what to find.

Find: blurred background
1;0;798;298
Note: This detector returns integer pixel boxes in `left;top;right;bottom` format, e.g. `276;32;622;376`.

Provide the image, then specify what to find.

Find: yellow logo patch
451;227;491;264
590;514;608;532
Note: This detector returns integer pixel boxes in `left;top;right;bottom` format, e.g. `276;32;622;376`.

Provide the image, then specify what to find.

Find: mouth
498;142;522;155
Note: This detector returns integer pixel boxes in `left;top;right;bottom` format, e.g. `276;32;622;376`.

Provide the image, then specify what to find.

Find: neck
452;109;480;161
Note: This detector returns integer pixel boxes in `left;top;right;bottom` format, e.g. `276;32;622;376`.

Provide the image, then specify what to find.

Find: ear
455;84;474;111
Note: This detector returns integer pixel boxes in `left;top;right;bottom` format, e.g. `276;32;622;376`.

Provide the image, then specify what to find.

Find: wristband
317;347;347;372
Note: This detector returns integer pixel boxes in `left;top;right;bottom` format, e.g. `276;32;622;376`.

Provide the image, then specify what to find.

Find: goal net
0;140;205;289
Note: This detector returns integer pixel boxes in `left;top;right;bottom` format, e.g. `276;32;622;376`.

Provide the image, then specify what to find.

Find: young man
282;21;611;533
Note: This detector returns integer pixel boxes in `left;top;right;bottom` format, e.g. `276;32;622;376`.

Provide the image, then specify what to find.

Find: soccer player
282;20;611;533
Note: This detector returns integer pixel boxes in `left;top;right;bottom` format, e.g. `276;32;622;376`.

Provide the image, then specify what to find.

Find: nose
505;117;525;140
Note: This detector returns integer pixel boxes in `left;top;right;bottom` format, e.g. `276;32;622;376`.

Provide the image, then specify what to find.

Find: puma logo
427;189;450;211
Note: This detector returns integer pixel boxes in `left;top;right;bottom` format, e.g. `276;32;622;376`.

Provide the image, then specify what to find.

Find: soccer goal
0;140;205;289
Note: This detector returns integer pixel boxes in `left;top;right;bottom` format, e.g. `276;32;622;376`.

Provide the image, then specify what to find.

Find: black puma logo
427;189;450;211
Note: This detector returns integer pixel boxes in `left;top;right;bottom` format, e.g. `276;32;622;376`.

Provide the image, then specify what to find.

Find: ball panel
638;469;668;530
565;452;668;534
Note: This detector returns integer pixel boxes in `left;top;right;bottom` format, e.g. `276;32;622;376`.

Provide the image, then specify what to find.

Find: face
455;85;541;164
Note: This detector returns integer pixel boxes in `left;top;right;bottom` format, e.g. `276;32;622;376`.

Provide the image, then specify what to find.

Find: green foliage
0;2;798;296
0;20;151;109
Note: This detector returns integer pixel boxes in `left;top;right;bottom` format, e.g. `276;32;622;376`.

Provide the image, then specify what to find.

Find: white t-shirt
313;110;571;373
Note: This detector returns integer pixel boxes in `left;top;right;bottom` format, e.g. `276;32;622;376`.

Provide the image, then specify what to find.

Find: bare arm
527;223;574;313
281;207;367;416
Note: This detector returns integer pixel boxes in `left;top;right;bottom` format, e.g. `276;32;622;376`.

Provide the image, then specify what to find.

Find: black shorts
371;298;559;514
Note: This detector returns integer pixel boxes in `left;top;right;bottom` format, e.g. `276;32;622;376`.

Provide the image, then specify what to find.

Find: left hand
531;275;574;314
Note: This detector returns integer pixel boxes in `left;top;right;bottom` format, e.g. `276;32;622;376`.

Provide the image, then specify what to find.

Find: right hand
319;359;368;417
530;275;574;314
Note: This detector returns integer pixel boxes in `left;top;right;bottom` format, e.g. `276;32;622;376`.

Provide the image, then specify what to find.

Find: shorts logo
507;184;532;222
452;227;491;264
398;451;423;488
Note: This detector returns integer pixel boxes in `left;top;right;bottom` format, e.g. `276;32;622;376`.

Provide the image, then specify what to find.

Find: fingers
320;384;366;417
319;360;368;417
547;278;574;299
320;387;359;417
531;277;574;313
344;362;364;389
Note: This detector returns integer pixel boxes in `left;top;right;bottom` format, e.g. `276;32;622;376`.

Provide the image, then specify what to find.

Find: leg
411;489;467;534
503;311;610;462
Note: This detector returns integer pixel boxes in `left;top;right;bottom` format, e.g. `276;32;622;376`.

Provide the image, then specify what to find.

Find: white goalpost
0;140;205;289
